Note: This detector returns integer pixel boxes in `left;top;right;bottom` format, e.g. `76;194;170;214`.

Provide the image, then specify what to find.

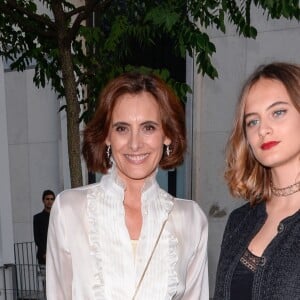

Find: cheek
110;134;127;148
245;132;259;157
148;135;165;150
245;130;256;148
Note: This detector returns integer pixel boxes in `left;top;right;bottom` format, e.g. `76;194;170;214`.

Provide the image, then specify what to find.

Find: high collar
101;163;160;202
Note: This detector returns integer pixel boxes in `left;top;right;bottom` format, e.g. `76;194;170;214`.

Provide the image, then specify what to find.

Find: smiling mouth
261;141;280;150
125;154;149;163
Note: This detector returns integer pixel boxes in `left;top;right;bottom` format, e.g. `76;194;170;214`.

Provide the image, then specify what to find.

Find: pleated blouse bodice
46;169;208;300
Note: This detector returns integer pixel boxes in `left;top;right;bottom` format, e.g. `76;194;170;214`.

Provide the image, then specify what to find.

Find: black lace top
230;249;262;300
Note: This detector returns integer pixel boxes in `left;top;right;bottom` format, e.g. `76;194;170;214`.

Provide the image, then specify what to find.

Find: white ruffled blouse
46;169;209;300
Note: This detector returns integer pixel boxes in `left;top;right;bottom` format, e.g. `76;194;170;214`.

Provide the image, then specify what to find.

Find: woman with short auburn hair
47;72;209;300
82;72;186;174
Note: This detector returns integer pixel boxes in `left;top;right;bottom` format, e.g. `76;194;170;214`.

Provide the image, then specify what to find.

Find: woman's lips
125;153;149;163
260;141;280;150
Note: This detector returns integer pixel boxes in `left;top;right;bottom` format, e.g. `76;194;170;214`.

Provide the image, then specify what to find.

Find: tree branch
69;0;113;39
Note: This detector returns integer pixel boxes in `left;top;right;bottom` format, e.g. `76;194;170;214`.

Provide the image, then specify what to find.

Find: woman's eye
143;124;156;132
246;119;259;128
115;126;127;133
273;109;287;117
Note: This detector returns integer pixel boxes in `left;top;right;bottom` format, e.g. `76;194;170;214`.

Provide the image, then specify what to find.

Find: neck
271;180;300;197
269;162;300;199
117;173;146;192
271;164;300;188
123;187;142;208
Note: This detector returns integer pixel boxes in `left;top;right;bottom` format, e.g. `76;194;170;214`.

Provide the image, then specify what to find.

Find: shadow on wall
209;204;227;218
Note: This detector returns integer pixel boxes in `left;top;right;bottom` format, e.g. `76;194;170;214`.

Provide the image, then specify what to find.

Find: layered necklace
271;181;300;197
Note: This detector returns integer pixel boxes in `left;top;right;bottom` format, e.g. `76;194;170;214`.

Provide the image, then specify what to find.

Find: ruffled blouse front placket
87;170;179;300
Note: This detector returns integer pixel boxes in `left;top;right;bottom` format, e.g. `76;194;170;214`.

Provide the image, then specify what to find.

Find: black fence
0;242;46;300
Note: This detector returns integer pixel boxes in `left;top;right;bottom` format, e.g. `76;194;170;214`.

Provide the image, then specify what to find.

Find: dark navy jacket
214;201;300;300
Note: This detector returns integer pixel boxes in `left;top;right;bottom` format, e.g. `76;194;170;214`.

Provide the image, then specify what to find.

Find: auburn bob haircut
82;72;187;174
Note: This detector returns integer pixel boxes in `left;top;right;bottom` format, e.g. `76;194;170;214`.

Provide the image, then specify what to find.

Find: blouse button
260;256;266;266
277;223;284;233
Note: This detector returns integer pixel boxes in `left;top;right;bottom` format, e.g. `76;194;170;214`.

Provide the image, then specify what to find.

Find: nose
258;120;272;138
129;130;142;151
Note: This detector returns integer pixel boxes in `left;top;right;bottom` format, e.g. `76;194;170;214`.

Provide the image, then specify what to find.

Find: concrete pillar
0;60;14;265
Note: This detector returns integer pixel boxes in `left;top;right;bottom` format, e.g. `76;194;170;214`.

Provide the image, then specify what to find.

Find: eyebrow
112;120;160;127
112;121;128;128
244;101;289;119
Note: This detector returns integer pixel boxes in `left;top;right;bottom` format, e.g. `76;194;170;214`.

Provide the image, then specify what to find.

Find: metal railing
0;242;46;300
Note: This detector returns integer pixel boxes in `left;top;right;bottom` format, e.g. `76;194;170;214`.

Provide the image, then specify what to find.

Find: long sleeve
33;215;43;249
183;204;209;300
33;211;49;265
46;195;73;300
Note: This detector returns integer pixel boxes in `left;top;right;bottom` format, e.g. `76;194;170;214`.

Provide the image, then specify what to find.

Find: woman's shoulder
228;201;264;221
173;197;202;209
228;201;252;219
55;182;101;206
172;198;208;226
224;201;265;235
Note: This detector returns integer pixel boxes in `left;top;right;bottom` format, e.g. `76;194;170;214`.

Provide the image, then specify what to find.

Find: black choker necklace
271;181;300;197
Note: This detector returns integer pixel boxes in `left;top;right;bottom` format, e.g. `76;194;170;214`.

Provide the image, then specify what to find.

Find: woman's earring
166;144;171;156
106;145;111;160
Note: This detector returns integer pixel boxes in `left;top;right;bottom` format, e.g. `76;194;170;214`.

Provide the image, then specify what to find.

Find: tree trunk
59;45;83;188
50;1;83;187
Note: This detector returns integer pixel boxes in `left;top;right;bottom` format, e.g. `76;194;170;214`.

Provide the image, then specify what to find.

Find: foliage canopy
0;0;299;186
